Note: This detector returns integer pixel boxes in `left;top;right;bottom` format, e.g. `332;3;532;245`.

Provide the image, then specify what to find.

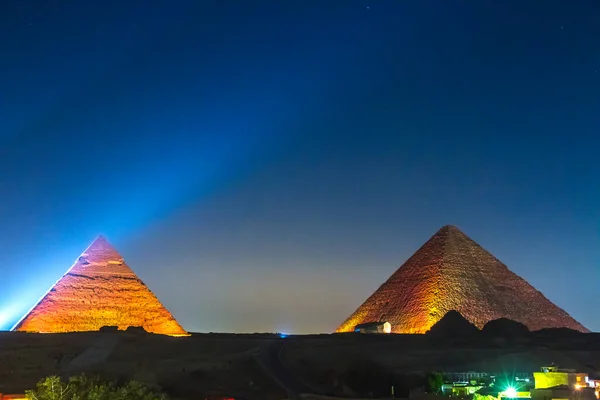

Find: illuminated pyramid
337;225;588;334
12;236;187;336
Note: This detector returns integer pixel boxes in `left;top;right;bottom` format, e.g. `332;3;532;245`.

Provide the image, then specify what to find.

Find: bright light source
0;303;24;330
0;310;12;328
383;322;392;333
575;384;582;391
505;387;517;398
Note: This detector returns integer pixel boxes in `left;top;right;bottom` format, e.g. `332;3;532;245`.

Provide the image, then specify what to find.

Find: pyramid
12;236;188;336
336;225;588;334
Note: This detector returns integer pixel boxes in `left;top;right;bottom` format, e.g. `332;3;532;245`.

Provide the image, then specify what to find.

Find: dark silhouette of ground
253;339;316;399
482;318;529;337
3;330;600;398
534;327;585;338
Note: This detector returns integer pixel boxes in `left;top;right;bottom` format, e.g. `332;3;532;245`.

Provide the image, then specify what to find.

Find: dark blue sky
1;0;598;333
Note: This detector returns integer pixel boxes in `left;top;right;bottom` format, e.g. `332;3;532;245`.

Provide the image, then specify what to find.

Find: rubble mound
336;225;589;334
426;310;479;337
533;327;586;339
482;318;529;337
99;326;119;333
126;326;148;335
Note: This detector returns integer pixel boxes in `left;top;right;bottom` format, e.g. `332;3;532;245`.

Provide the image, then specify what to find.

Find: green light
505;387;517;398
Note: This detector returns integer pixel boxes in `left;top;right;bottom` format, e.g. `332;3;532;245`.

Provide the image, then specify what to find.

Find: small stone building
354;321;392;334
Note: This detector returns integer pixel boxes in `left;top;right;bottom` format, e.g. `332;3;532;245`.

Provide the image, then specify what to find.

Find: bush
425;372;444;393
26;375;168;400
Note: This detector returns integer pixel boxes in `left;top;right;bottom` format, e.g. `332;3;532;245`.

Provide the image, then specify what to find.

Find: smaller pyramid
12;236;187;336
427;310;479;338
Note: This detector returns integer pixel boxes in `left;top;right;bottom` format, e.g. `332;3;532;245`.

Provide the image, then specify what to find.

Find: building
529;366;597;400
444;371;533;399
534;366;588;390
445;371;490;383
354;321;392;334
444;366;599;400
442;371;488;397
530;386;596;400
586;379;600;399
444;382;486;397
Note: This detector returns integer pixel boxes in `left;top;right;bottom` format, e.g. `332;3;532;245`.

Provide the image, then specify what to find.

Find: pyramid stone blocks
336;225;588;334
12;236;187;336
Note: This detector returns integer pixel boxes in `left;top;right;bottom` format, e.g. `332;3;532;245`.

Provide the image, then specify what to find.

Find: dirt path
62;334;120;373
254;339;317;399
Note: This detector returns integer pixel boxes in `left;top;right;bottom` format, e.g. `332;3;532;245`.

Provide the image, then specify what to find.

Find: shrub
26;374;168;400
425;372;444;394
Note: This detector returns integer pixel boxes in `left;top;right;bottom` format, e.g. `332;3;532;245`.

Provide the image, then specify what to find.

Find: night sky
1;1;599;333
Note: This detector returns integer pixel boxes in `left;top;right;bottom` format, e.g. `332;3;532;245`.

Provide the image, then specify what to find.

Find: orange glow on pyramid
336;225;589;334
12;236;187;336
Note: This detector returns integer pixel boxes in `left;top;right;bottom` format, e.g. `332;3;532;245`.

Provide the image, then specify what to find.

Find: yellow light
575;384;582;391
383;322;392;333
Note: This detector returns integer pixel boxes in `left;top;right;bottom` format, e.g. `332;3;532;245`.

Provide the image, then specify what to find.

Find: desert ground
1;324;599;400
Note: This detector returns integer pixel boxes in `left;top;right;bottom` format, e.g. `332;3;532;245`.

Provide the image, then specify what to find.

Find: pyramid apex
81;235;124;265
92;234;110;243
435;225;470;239
87;235;116;249
439;224;461;232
